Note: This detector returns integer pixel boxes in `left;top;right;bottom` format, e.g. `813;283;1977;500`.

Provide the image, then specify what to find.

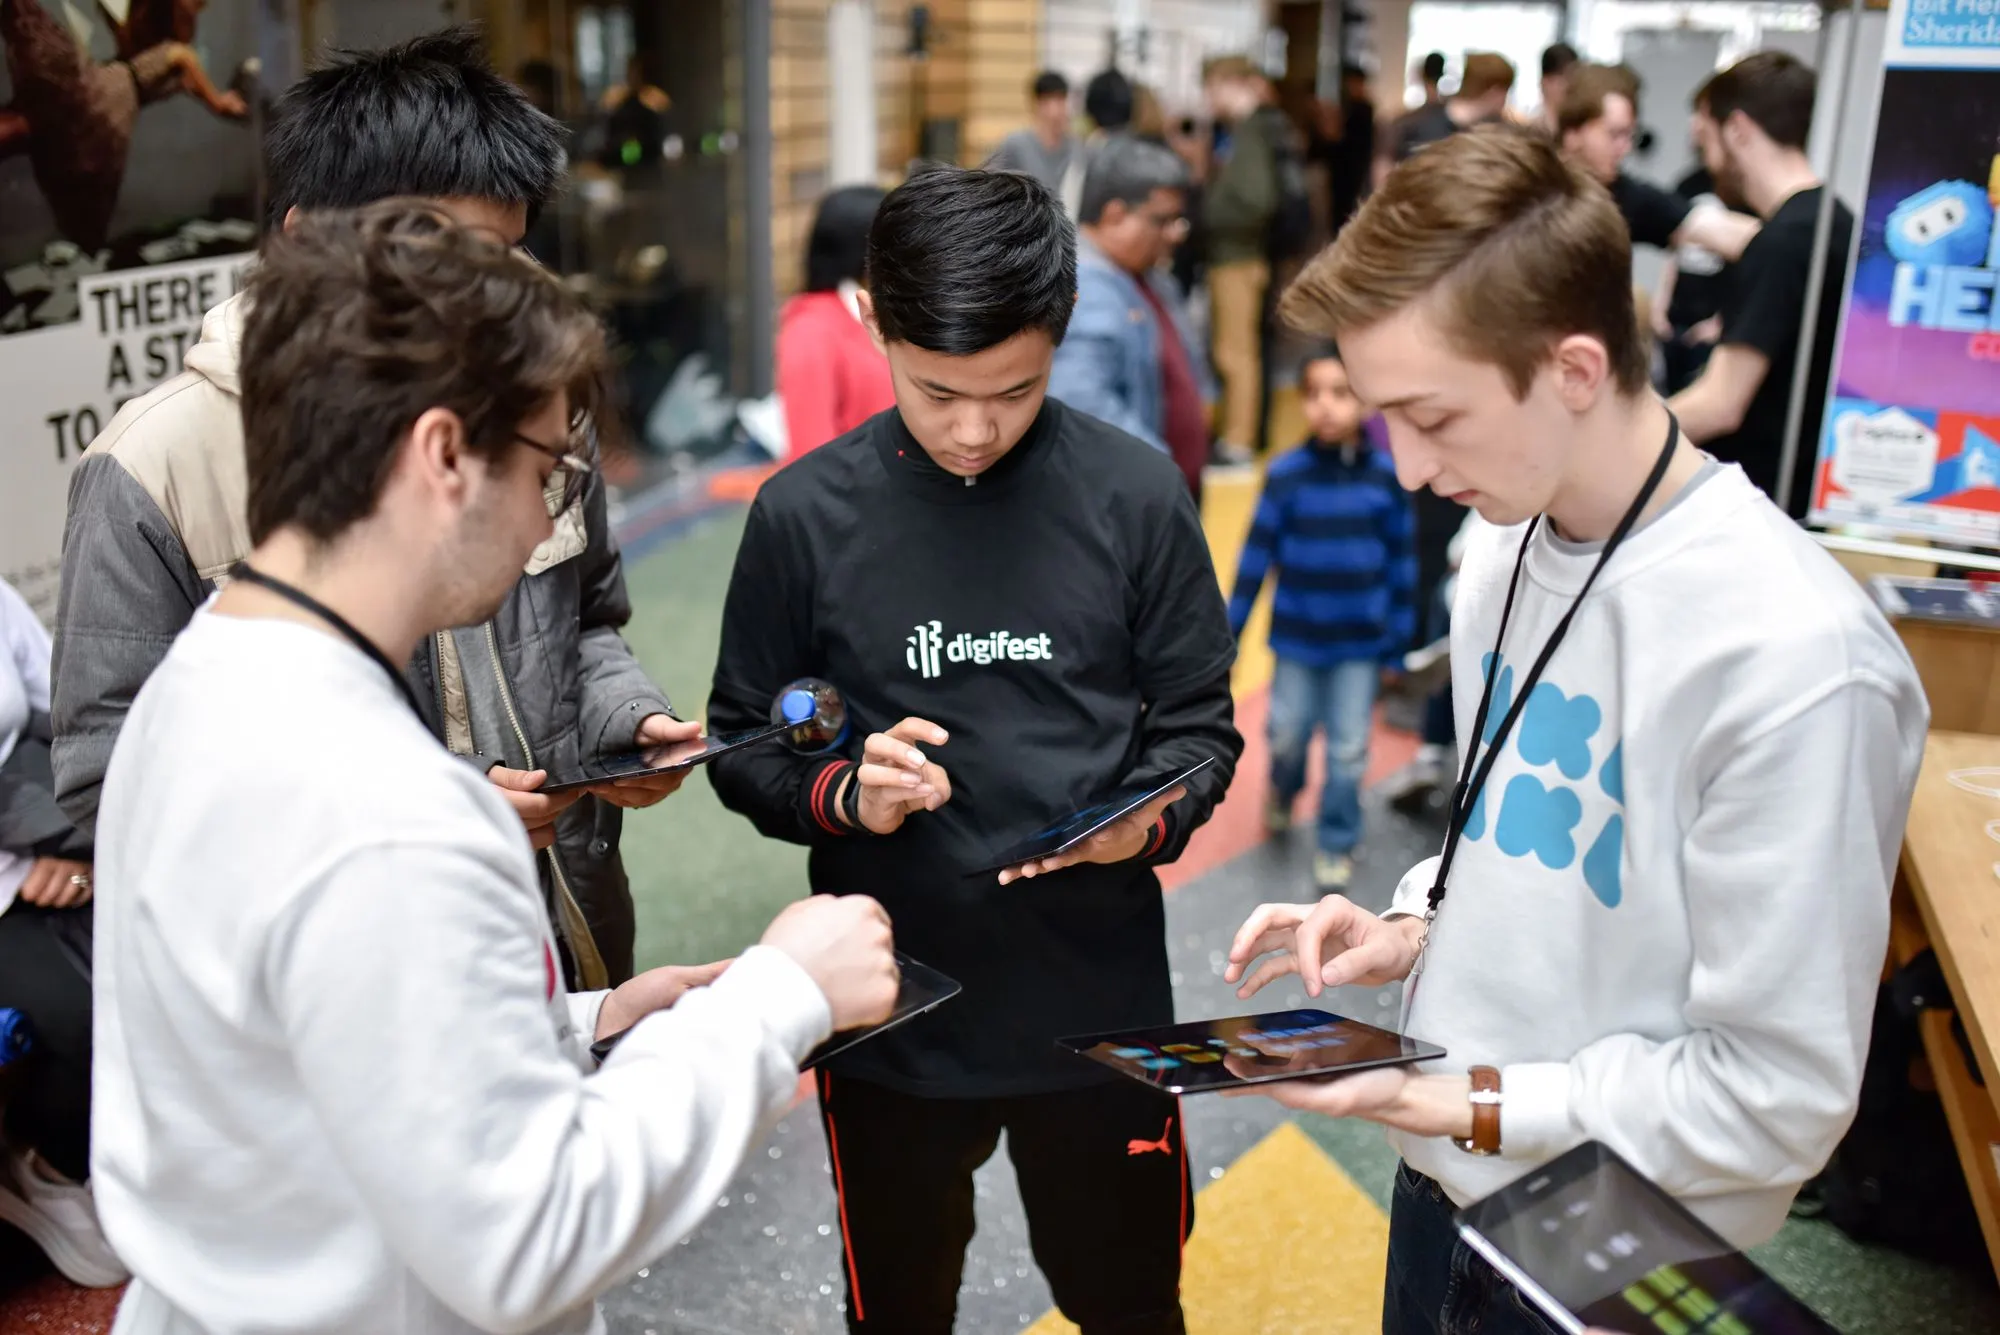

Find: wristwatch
1453;1065;1503;1156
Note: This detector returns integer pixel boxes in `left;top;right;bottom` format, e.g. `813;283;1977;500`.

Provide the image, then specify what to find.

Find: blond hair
1280;126;1649;398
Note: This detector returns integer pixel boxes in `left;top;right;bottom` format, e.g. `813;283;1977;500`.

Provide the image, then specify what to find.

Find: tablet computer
1456;1140;1839;1335
541;722;791;794
1057;1007;1446;1095
972;757;1217;876
801;953;962;1070
587;953;962;1070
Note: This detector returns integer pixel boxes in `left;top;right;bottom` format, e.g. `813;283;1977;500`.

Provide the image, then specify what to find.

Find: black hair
805;185;887;292
264;25;566;228
1084;69;1135;132
1422;52;1447;84
1542;42;1579;79
1032;70;1070;100
865;166;1076;356
1297;340;1344;380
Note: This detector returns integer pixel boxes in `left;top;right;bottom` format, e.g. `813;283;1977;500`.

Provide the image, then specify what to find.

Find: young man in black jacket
707;166;1242;1334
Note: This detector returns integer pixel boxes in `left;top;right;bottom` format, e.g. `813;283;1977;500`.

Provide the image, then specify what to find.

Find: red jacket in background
775;290;896;463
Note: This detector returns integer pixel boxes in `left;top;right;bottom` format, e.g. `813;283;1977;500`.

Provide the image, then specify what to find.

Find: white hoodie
94;609;831;1335
1389;463;1927;1247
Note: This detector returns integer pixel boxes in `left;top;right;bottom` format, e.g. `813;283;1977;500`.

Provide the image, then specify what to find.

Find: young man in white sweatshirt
89;201;902;1335
1223;126;1927;1333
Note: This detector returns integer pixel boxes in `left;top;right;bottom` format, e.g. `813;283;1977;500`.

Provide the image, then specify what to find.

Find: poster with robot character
1810;0;2000;544
0;0;264;622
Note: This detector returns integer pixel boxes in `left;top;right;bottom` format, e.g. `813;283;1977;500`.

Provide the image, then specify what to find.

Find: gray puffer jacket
49;295;671;987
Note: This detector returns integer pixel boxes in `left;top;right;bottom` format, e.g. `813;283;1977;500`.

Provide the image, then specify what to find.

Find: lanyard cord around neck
229;563;424;719
1426;415;1683;917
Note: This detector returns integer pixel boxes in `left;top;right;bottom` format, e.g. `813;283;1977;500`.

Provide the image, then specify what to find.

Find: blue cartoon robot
1886;179;1994;268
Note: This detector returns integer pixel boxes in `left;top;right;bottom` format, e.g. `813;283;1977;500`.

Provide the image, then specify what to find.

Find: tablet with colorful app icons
1056;1008;1446;1094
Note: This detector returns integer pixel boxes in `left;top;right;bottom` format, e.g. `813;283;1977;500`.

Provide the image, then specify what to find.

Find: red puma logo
1126;1118;1174;1156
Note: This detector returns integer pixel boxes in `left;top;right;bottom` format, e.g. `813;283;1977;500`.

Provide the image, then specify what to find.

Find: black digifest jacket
708;399;1242;1098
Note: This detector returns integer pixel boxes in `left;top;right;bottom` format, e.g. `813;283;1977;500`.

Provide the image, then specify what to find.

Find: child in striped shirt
1228;346;1416;889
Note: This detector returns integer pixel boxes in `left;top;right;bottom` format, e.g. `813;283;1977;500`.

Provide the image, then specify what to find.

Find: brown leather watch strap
1459;1065;1503;1156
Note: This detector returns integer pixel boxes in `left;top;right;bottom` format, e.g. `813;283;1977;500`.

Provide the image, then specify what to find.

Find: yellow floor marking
1202;388;1307;699
1024;1121;1389;1335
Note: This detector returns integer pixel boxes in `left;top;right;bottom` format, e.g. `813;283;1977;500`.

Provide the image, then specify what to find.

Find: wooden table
1895;731;2000;1278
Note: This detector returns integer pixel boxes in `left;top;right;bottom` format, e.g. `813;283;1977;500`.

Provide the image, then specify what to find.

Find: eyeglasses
512;429;597;518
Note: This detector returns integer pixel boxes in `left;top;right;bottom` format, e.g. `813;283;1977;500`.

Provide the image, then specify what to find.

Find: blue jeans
1384;1161;1564;1335
1268;657;1377;855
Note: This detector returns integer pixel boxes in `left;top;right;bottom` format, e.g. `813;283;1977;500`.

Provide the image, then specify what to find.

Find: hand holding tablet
538;721;794;794
587;713;706;808
979;758;1217;882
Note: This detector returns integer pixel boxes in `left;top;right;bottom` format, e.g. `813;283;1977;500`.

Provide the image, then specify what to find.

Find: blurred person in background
593;53;672;174
1049;67;1138;217
1537;42;1577;136
1378;51;1515;188
987;70;1076;197
1202;54;1288;464
1227;346;1414;893
1313;64;1377;234
1669;52;1851;518
1655;156;1734;393
1558;63;1758;261
1050;136;1212;500
0;577;121;1290
777;185;895;462
1418;51;1446;107
1131;82;1168;144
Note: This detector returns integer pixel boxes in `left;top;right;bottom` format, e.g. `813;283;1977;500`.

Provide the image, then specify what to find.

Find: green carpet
615;508;809;972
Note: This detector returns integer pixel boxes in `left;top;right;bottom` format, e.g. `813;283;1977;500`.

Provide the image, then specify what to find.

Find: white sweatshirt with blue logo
1389;462;1928;1247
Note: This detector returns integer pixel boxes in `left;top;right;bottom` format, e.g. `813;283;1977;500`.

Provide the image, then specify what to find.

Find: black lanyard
1427;415;1682;917
229;563;425;719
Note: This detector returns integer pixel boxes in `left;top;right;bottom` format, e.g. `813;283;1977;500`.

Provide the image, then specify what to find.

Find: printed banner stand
1809;0;2000;551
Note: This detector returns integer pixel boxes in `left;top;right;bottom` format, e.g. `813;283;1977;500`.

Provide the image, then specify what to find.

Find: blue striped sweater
1226;434;1417;668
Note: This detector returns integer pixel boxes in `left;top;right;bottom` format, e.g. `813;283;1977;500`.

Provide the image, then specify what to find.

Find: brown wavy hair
240;200;610;546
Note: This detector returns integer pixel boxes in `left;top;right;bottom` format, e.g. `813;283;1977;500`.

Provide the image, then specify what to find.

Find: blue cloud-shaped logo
1495;774;1582;869
1519;682;1601;780
1584;815;1623;907
1600;741;1624;803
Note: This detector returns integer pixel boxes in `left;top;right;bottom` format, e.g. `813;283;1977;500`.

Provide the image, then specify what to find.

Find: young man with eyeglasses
89;200;903;1335
52;27;684;992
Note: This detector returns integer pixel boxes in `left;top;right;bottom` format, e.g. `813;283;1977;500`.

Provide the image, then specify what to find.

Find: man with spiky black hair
53;25;688;997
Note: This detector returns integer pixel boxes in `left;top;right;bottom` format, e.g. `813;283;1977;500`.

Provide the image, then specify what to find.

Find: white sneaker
0;1148;129;1287
1265;796;1293;834
1400;637;1453;695
1313;852;1355;891
1380;745;1448;813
